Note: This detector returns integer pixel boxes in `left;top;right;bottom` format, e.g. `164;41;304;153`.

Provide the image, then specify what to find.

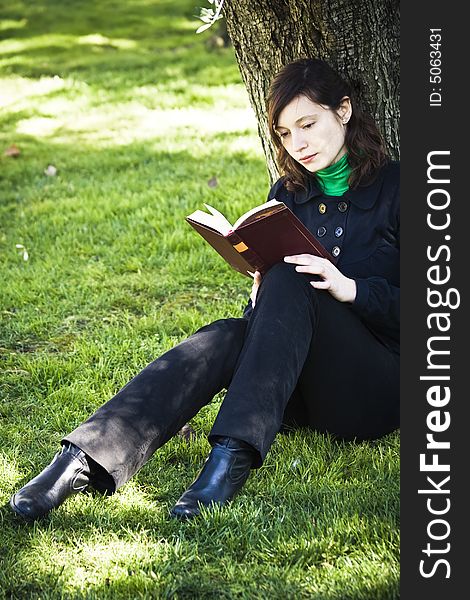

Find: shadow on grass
0;135;266;343
1;0;239;88
1;431;399;599
2;0;193;41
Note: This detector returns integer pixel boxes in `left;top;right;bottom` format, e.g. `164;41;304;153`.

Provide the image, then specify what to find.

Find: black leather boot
170;436;257;519
10;443;91;520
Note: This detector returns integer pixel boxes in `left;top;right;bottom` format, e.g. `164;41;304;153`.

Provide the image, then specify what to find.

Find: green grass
0;1;400;598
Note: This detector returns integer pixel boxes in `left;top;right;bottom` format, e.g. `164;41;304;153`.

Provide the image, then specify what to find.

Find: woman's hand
284;254;357;303
250;270;262;308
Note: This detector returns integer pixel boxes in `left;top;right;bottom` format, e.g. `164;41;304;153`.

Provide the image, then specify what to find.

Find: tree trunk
223;0;399;184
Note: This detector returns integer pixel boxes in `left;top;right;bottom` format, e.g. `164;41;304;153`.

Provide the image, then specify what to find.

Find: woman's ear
337;96;352;124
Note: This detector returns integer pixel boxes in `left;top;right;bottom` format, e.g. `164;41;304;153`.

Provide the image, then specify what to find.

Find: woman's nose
291;130;307;153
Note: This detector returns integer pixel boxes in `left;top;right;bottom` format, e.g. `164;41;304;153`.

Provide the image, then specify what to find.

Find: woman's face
275;94;351;173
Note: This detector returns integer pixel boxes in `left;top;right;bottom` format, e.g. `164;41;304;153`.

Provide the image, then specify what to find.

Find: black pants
64;263;399;492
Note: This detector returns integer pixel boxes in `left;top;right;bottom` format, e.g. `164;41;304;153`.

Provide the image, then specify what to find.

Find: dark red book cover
186;202;334;277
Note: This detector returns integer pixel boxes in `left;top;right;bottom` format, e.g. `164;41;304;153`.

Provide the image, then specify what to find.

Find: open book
186;199;335;277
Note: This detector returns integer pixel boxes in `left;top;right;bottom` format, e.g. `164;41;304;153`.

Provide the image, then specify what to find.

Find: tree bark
222;0;399;184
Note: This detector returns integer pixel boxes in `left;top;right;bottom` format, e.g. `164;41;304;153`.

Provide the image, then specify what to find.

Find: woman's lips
299;153;317;164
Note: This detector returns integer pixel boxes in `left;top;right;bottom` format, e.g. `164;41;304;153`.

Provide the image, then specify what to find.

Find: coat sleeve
351;221;400;342
349;162;400;343
351;277;400;340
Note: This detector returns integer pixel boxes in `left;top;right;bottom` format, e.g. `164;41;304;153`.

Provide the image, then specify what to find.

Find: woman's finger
310;280;330;289
284;254;316;264
294;264;328;276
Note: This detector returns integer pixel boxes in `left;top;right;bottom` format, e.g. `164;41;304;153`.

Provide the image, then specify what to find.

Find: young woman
10;58;399;521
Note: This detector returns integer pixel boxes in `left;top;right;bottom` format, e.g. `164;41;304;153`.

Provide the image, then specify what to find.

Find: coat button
337;201;348;212
318;203;327;214
332;246;341;257
317;226;327;237
334;226;343;237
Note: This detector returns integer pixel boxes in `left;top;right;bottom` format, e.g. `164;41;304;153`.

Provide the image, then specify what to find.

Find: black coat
243;160;400;354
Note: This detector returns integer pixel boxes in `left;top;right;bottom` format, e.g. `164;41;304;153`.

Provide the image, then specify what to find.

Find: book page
233;198;283;230
186;204;233;236
186;199;284;236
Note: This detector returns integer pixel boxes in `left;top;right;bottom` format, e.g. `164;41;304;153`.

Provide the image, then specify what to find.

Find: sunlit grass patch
13;103;257;147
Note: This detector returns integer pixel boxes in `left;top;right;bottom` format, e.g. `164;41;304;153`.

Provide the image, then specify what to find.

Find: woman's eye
279;131;289;139
303;122;314;129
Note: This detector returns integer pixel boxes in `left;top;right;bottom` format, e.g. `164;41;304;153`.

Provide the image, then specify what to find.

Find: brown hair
267;58;388;191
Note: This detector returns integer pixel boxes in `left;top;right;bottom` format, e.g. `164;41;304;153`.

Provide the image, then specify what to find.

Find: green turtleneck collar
315;153;351;196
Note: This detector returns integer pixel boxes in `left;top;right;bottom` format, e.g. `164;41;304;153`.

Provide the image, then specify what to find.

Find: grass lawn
0;1;400;598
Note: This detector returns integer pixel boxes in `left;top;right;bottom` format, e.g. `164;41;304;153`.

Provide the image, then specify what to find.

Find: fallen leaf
15;243;29;261
178;423;196;441
44;164;57;176
4;144;20;158
207;176;218;188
